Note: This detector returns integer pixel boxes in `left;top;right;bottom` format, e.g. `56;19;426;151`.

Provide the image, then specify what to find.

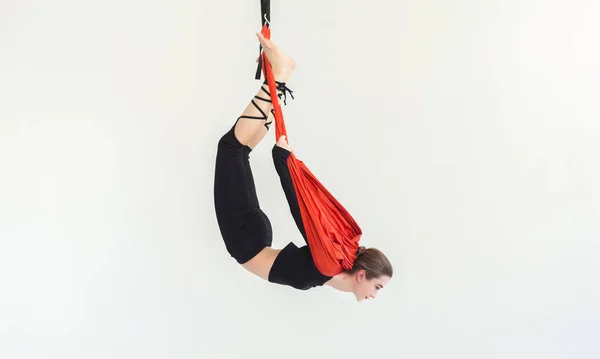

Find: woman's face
353;270;390;301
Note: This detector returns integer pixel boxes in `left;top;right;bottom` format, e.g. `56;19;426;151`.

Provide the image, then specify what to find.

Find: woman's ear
355;269;366;281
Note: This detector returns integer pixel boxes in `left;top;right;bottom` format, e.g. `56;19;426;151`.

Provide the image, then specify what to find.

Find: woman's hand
276;135;293;153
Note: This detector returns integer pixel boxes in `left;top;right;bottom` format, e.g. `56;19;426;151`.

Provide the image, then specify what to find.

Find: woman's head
347;246;393;301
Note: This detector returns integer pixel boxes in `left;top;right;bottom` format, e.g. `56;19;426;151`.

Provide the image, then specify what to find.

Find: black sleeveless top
268;242;332;290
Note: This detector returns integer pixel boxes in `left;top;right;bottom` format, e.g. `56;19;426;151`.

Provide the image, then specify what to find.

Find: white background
1;0;599;358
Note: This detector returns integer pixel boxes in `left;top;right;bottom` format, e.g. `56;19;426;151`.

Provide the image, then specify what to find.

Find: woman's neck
325;271;355;292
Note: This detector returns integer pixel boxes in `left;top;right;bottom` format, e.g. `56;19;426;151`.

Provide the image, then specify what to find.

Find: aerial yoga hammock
214;1;391;296
258;1;362;276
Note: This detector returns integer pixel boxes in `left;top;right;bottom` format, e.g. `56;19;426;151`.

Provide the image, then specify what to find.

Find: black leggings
213;122;306;264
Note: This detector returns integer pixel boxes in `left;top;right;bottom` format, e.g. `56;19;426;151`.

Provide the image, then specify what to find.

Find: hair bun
356;246;366;256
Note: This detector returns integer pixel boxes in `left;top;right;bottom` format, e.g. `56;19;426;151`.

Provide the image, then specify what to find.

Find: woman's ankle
273;71;288;82
261;82;284;96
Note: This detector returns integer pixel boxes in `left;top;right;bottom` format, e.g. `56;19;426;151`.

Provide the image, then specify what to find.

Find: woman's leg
235;33;296;150
213;34;297;263
235;85;276;150
271;141;309;244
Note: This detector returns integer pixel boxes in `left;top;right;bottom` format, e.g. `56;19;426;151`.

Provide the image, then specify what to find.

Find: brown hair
348;246;393;279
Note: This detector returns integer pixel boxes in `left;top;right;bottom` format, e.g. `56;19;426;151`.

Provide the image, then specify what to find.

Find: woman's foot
256;32;296;82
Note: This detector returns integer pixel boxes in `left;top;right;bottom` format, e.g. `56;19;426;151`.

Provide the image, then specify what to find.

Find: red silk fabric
259;25;362;276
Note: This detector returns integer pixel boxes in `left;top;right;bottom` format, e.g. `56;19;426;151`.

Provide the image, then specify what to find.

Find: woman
213;33;393;301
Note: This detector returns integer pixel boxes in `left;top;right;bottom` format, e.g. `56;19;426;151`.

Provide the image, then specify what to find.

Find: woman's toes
256;33;273;49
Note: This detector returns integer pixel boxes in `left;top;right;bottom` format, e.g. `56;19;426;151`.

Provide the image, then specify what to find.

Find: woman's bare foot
256;32;296;82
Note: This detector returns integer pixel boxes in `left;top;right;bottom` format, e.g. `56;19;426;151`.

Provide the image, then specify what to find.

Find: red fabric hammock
255;4;362;276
